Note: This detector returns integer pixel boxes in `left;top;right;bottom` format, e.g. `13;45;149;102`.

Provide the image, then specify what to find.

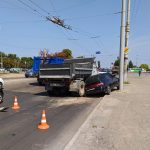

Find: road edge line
63;97;104;150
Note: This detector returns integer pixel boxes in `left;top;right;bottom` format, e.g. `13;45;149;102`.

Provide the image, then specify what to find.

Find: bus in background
128;68;146;73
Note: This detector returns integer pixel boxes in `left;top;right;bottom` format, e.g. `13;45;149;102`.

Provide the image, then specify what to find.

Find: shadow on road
29;82;42;86
34;91;48;96
34;91;105;98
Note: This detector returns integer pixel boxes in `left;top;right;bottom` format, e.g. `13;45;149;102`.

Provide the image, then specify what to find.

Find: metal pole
119;0;126;90
124;0;131;82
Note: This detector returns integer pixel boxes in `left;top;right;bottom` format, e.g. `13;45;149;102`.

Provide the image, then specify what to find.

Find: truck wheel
0;91;4;104
0;82;3;89
47;90;52;96
38;81;42;86
79;81;85;97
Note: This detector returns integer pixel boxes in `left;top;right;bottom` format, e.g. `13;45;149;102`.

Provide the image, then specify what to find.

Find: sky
0;0;149;68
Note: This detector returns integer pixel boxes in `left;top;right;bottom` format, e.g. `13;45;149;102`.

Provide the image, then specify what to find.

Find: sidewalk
64;73;150;150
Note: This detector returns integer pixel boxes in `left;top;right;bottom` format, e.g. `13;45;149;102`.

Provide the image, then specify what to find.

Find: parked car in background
10;68;22;73
0;68;5;72
25;69;36;78
128;68;146;73
85;73;119;95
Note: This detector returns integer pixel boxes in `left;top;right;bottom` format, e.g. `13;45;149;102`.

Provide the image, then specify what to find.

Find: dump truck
39;57;98;96
32;56;65;85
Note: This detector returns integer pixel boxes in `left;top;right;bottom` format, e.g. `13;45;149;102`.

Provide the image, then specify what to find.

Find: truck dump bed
39;58;94;79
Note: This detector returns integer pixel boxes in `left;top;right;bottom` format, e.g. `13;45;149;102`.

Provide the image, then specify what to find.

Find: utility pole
124;0;131;82
119;0;126;90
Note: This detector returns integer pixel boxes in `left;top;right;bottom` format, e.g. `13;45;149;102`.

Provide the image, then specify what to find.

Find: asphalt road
0;78;102;150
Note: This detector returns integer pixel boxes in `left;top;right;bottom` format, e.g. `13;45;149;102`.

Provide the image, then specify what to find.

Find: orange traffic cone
38;110;50;130
12;96;20;110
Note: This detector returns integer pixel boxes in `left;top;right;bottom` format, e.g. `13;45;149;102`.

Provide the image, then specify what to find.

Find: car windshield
27;69;33;73
86;74;100;84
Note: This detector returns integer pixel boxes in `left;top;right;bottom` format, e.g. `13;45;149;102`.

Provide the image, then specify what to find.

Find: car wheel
106;86;111;95
117;85;119;90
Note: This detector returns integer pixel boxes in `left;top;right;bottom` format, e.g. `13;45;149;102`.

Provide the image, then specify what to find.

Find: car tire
117;85;119;90
106;86;111;95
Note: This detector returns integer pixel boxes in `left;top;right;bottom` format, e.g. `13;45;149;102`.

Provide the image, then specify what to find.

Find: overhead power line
17;0;72;30
28;0;50;15
17;0;45;18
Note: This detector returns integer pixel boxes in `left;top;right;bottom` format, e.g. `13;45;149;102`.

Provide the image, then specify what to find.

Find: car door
105;73;117;88
100;73;112;88
108;74;119;87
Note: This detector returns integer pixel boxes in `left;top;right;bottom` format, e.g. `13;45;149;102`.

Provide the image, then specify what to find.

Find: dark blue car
85;73;119;95
25;69;36;78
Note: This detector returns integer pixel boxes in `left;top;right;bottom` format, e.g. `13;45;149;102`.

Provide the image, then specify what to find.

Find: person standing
138;69;141;77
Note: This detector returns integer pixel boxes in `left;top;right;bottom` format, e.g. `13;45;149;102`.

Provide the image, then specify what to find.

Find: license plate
50;83;60;86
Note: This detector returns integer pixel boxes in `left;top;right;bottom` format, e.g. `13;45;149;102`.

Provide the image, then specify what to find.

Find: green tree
128;60;133;68
4;53;20;68
0;51;6;57
62;49;73;59
140;64;149;70
114;58;120;66
20;57;33;69
3;58;13;68
7;54;17;59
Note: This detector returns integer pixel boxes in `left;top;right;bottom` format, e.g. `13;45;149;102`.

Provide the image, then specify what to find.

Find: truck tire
47;90;52;96
37;78;43;86
0;82;3;89
0;91;4;104
38;81;42;86
78;81;85;97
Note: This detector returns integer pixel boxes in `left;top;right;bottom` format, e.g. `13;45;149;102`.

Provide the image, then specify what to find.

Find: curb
64;97;103;150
